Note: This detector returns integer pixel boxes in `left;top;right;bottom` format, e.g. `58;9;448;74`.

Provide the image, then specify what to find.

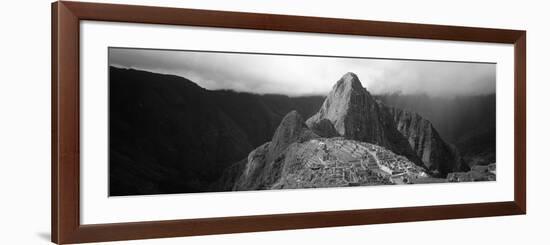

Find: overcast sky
109;48;496;97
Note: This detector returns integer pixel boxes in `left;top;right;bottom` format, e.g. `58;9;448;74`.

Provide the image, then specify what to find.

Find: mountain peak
306;72;424;167
268;111;318;160
306;73;371;137
282;110;302;122
333;72;363;92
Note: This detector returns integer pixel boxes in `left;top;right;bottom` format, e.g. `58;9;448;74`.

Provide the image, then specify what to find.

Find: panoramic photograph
108;47;496;196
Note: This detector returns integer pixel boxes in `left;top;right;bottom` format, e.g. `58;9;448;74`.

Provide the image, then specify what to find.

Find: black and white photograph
108;47;496;196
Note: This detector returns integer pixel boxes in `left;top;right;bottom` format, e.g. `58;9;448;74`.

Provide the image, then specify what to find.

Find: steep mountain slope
228;112;430;191
455;127;496;166
376;93;495;168
232;111;319;190
109;67;324;195
223;73;471;191
376;93;496;145
389;107;469;175
306;72;424;167
109;67;253;195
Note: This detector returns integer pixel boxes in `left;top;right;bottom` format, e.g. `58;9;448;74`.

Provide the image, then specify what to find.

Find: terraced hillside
269;138;430;189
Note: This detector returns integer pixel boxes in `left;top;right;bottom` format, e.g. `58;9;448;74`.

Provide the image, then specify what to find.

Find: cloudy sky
109;48;496;97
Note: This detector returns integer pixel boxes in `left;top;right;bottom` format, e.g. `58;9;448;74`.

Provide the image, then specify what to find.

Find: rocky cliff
389;107;469;175
224;73;471;190
232;111;319;190
229;111;431;190
306;72;424;167
226;115;433;190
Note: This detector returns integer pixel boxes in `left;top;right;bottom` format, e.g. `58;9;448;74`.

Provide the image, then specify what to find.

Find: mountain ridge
306;72;425;168
223;72;472;190
109;67;324;195
389;107;468;175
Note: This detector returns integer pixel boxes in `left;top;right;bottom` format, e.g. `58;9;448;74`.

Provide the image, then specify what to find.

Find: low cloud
109;48;495;97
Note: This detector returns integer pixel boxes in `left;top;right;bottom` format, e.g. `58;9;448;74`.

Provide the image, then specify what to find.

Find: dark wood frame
51;1;526;244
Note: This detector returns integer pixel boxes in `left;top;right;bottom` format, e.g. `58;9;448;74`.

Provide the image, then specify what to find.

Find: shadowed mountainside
109;67;324;195
230;111;320;190
389;107;468;174
376;93;495;167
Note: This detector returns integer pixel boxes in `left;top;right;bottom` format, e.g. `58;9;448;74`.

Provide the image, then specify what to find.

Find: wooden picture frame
51;1;526;244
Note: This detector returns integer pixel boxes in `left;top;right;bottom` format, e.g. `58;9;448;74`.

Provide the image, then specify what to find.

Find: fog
109;48;495;97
